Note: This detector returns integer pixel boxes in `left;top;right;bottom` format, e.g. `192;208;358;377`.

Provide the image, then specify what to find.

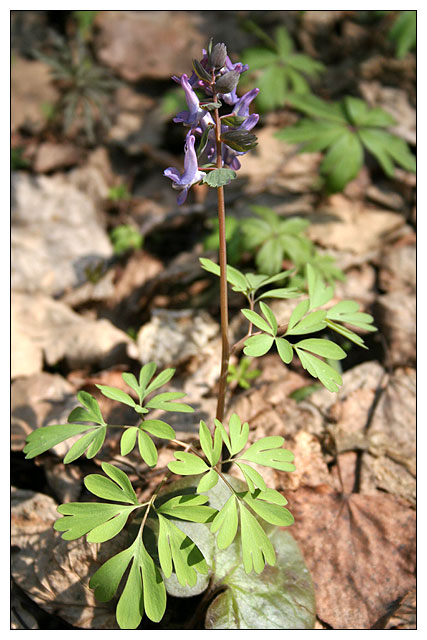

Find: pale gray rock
11;172;113;296
12;292;132;378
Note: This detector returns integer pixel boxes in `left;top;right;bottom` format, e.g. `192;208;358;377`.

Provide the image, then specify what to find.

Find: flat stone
11;172;112;296
94;11;205;81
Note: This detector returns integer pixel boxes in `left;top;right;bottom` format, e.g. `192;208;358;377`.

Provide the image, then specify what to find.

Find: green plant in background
227;356;261;389
241;205;345;284
277;93;416;192
73;10;98;40
11;147;29;170
389;10;416;59
34;30;118;143
203;215;244;265
241;22;324;112
204;207;344;287
24;39;377;630
110;224;143;255
108;183;132;202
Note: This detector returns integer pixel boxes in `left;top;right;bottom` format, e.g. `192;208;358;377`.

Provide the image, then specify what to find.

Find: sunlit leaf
138;429;158;467
156;494;217;523
239;436;295;472
168;452;210;476
211;494;238;550
243;333;274;357
239;502;276;574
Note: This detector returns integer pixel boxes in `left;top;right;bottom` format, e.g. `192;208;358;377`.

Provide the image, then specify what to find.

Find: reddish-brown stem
213;93;229;424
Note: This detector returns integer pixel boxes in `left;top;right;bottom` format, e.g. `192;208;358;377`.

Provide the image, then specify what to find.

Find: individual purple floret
164;134;206;205
173;74;206;128
233;88;260;116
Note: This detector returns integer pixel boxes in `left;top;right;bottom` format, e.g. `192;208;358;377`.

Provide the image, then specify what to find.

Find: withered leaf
289;485;415;629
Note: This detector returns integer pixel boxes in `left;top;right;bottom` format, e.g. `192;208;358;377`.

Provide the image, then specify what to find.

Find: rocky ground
11;10;416;630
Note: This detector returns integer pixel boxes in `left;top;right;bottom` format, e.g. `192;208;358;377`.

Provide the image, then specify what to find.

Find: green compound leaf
287;298;309;331
168;452;210;476
239;436;295;472
143;368;176;398
199;257;248;292
259;301;278;335
295;338;346;360
243;333;274;357
235;461;267;493
199;420;222;467
63;426;106;464
214;418;231;454
285;309;327;336
389;10;416;59
275;337;293;364
55;501;139;543
138;429;158;467
241;308;275;335
239;502;276;574
84;462;139;504
257;287;300;300
139;362;158;393
306;263;334;310
242;492;294;527
157;514;209;587
202;168;237;188
95;384;136;408
197;468;219;493
229;414;250;456
145;392;194;413
120;427;138;456
75;390;106;425
90;537;166;629
141;419;176;439
23;423;96;459
122;372;141;400
326;300;377;332
210;494;239;550
295;348;343;392
156;494;217;523
325;319;367;349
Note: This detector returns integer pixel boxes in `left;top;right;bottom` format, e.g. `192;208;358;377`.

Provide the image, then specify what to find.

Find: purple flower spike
173;74;205;128
164;134;206;205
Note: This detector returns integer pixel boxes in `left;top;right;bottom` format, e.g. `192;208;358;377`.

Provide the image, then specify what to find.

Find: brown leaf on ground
11;372;77;452
11;488;121;629
360;368;416;505
307;194;405;254
375;291;416;367
94;11;205;81
289;484;416;629
384;589;416;629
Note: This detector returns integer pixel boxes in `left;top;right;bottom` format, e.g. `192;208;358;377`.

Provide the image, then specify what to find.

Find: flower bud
214;69;240;95
210;42;227;70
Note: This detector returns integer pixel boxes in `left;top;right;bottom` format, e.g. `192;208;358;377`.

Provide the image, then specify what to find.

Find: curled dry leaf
289;484;416;629
11;488;122;629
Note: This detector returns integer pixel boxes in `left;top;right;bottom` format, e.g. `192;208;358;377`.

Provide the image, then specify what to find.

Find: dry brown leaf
289;485;416;629
307;194;405;254
11;488;122;629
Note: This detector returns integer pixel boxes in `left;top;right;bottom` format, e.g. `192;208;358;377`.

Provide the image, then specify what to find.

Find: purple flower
173;74;206;128
233;88;260;117
164;134;206;205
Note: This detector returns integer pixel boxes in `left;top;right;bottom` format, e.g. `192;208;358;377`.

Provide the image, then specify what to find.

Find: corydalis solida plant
24;40;376;630
165;39;259;423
